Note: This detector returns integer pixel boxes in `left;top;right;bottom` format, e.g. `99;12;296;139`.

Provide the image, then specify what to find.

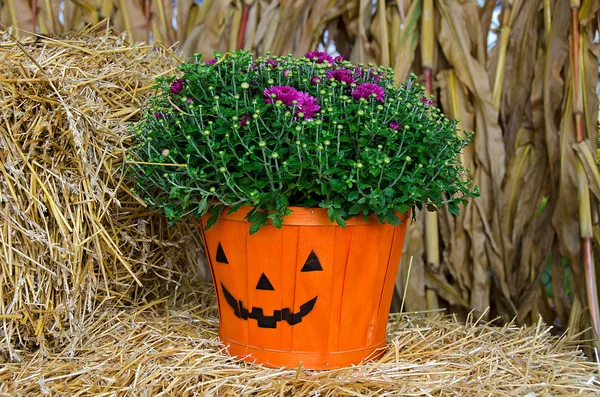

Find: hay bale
0;282;598;395
0;24;208;360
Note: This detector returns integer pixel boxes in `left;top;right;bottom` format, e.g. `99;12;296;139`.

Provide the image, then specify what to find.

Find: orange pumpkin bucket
200;206;410;369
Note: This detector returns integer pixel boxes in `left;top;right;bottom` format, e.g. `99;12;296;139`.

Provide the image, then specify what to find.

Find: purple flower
310;76;322;85
240;113;249;127
326;69;355;84
205;59;218;65
334;55;345;63
263;85;301;106
352;83;385;102
170;79;184;94
186;97;193;104
296;92;320;120
389;121;401;130
154;112;171;120
421;97;433;106
305;50;334;64
283;69;291;77
265;59;278;68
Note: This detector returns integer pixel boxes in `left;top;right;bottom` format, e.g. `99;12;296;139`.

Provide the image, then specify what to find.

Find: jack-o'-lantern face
215;242;323;328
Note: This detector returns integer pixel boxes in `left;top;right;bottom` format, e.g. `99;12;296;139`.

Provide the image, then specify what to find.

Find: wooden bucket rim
214;206;411;227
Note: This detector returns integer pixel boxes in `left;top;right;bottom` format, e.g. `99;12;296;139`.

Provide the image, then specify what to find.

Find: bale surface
0;25;208;358
1;282;599;396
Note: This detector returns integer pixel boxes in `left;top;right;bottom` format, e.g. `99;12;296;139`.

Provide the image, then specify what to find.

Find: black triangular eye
301;251;323;272
216;242;229;264
256;273;274;290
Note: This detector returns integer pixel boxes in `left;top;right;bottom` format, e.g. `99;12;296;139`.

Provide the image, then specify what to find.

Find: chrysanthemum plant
129;50;478;233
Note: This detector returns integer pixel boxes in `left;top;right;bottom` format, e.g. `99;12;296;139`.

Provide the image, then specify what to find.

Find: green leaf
348;203;365;215
227;203;242;215
205;206;223;230
328;207;347;228
247;209;269;234
384;212;401;226
447;203;460;217
195;197;209;215
268;212;284;228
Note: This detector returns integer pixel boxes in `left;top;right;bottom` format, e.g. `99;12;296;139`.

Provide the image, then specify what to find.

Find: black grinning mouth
221;283;317;329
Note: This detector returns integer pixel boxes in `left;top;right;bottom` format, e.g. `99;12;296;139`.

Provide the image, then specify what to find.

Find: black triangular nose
256;273;274;290
301;250;323;272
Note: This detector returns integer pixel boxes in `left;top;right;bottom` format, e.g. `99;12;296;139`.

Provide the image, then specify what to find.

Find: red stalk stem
571;8;580;119
423;67;433;95
237;4;250;50
32;0;37;32
583;238;600;336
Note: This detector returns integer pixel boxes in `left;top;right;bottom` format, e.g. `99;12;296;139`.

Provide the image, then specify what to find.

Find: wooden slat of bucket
279;225;300;351
220;219;250;346
203;218;246;344
365;224;397;345
374;222;409;341
337;225;384;351
291;226;335;354
326;227;353;353
246;225;283;350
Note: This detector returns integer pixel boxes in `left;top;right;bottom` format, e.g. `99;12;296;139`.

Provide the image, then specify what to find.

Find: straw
0;25;209;359
1;282;599;396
